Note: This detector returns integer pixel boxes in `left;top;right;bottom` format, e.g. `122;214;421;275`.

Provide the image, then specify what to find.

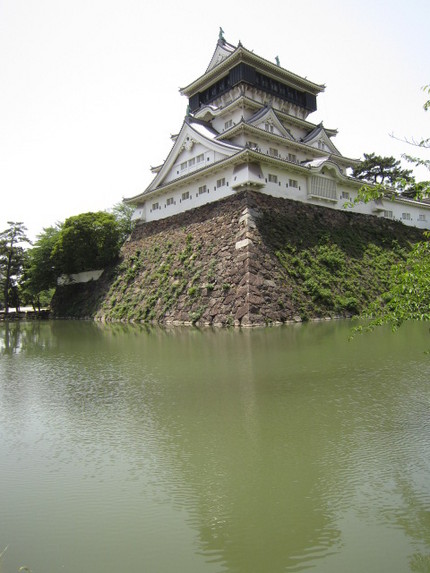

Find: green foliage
350;87;430;206
0;222;31;312
344;182;388;208
262;207;413;320
20;225;61;309
350;84;430;332
358;233;430;331
187;286;199;297
352;152;414;187
109;202;135;242
52;211;121;274
95;228;208;322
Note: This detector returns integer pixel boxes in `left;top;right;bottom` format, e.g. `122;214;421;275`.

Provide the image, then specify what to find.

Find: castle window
248;141;258;149
196;153;204;163
166;197;174;206
418;213;426;221
217;178;226;188
152;202;159;211
224;119;233;129
318;141;325;150
180;161;187;171
340;191;350;200
384;210;393;219
182;191;190;200
402;212;411;220
268;174;278;183
265;123;274;133
288;153;297;162
269;148;279;157
289;179;298;188
199;185;207;194
188;158;195;167
309;176;337;200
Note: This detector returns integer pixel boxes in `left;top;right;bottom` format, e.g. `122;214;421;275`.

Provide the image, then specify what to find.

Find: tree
355;234;430;333
109;201;135;243
20;225;61;310
0;222;31;313
353;85;430;332
352;152;415;189
52;211;121;275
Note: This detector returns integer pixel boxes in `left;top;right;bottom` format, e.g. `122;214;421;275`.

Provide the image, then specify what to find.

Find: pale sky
1;0;429;241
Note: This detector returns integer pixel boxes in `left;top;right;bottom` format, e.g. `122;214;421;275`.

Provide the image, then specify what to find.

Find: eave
194;94;336;133
217;122;355;163
124;151;250;204
180;46;324;99
124;149;360;205
141;117;241;194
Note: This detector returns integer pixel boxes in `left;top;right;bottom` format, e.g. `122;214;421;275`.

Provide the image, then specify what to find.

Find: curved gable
302;124;341;156
248;107;295;140
206;39;237;73
145;119;242;193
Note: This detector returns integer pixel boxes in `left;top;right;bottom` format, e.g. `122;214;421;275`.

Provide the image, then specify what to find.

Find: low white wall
57;269;104;286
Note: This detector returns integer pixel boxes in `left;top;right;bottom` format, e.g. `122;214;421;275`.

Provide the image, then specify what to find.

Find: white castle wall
133;165;430;230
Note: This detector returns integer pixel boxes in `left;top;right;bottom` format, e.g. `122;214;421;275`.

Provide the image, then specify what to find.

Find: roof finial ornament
218;27;225;42
275;55;280;67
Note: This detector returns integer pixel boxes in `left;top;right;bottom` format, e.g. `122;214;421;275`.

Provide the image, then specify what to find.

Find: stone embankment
51;191;424;326
0;309;50;321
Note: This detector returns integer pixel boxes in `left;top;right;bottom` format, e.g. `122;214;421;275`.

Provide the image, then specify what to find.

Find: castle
125;32;430;230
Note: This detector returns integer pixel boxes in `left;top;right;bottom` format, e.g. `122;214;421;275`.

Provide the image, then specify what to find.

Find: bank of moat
52;191;424;326
125;33;430;230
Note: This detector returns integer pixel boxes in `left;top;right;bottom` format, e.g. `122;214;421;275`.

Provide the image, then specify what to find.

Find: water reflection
0;321;429;572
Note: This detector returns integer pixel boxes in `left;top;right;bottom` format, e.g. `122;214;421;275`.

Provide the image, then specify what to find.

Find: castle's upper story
125;33;430;230
181;36;322;120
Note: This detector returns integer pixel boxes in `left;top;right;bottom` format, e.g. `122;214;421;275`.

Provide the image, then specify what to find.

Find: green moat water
0;320;429;572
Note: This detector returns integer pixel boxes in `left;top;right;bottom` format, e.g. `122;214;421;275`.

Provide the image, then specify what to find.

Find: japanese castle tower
126;32;430;229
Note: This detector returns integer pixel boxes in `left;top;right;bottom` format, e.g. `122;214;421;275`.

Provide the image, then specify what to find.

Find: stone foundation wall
52;191;423;326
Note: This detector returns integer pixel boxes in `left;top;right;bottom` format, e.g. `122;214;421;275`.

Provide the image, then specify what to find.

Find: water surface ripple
0;320;430;572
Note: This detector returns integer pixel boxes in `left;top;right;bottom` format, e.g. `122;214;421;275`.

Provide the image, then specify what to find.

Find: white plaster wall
132;163;430;230
212;109;243;134
165;143;213;185
287;125;308;141
139;167;235;223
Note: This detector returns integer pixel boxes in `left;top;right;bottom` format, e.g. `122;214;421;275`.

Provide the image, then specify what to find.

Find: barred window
309;176;337;200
